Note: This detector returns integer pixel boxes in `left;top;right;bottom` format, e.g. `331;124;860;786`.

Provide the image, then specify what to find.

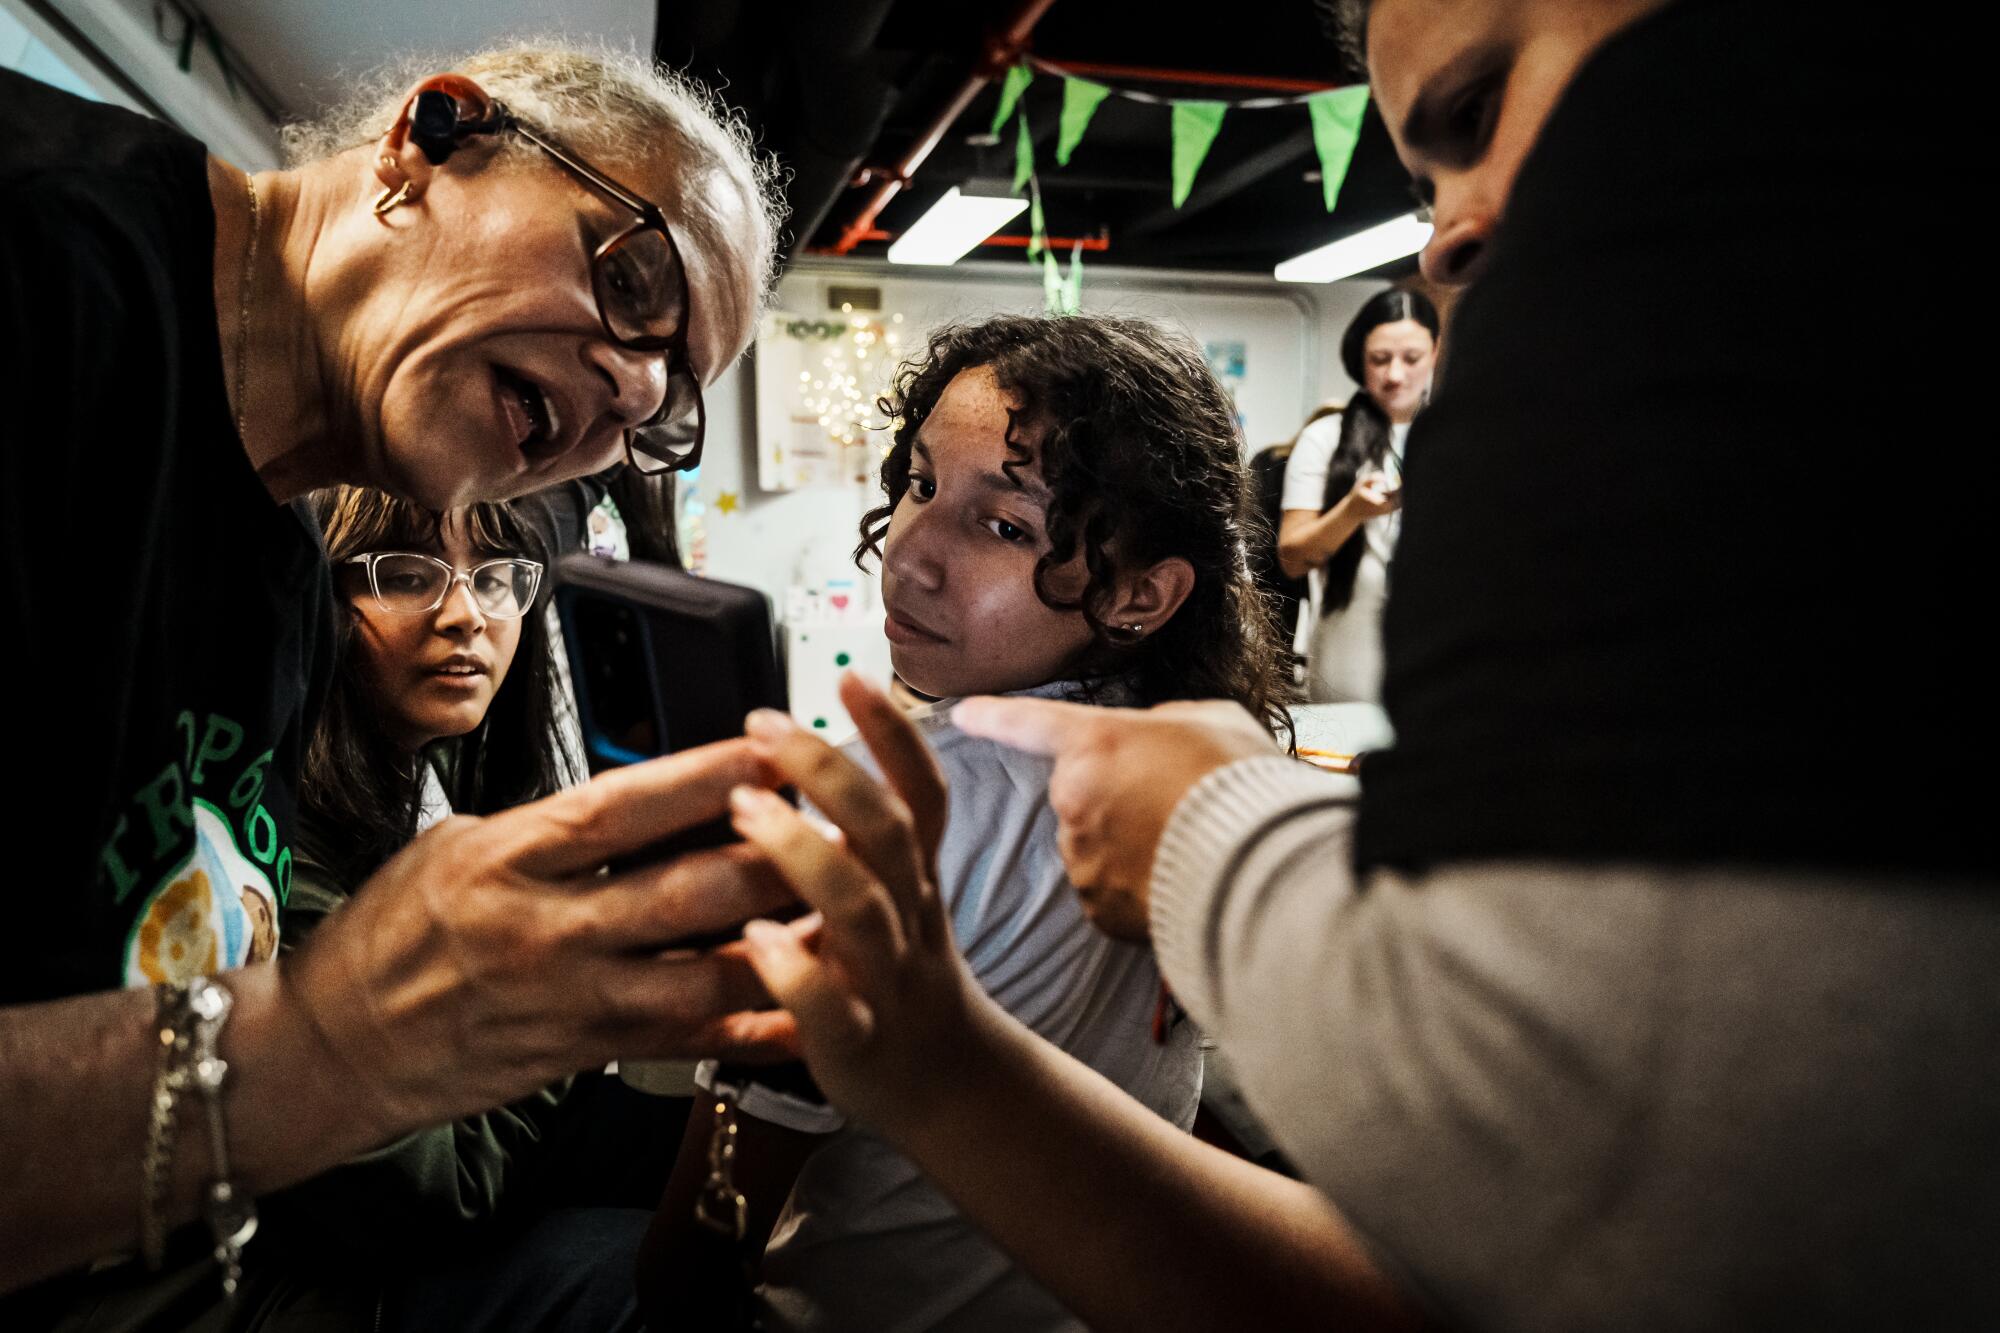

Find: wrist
216;961;403;1193
864;979;1017;1149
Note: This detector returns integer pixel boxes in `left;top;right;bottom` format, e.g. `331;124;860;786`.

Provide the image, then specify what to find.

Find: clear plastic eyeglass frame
342;552;545;620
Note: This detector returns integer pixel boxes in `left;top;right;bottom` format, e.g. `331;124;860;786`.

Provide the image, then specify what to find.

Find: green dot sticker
835;652;852;667
812;717;828;729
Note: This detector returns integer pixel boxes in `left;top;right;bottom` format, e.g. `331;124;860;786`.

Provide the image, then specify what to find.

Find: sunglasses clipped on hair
400;77;705;475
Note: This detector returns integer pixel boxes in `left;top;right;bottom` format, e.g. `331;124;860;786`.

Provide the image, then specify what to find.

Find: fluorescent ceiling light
1274;212;1435;283
887;187;1030;266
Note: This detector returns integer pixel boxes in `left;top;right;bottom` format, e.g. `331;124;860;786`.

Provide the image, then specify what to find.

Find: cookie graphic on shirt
133;866;220;984
125;802;280;986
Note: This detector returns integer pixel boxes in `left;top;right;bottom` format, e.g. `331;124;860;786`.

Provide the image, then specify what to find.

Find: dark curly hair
858;313;1293;742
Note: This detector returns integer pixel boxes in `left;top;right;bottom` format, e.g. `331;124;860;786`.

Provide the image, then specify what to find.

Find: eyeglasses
402;78;705;475
344;551;544;619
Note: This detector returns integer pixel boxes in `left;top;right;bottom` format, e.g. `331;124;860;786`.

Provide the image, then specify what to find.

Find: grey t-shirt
757;682;1203;1333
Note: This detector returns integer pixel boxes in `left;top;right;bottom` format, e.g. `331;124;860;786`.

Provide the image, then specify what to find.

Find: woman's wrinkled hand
952;697;1278;942
281;738;801;1143
726;673;998;1132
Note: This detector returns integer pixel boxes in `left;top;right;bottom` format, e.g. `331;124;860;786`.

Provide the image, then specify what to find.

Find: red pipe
851;227;1111;252
976;232;1109;252
1035;58;1338;95
826;0;1060;256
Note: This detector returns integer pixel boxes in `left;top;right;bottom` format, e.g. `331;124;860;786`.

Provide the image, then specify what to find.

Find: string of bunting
987;59;1371;312
985;70;1079;315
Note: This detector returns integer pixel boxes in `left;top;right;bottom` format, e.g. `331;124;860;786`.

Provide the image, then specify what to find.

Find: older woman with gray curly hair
0;38;796;1330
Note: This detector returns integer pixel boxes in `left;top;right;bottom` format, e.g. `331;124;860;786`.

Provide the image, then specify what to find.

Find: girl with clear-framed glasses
297;488;567;887
272;487;650;1330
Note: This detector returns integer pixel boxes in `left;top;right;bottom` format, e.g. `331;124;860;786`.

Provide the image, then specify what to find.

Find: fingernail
742;918;783;950
799;808;842;844
729;784;778;818
744;708;793;742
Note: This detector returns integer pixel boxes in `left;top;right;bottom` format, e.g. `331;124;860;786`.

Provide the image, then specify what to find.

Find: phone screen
566;596;662;766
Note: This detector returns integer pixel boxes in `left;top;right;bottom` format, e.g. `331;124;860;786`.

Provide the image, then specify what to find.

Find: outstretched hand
728;673;998;1131
952;697;1278;941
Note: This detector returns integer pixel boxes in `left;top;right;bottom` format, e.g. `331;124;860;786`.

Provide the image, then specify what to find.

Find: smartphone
553;553;789;864
555;557;800;1090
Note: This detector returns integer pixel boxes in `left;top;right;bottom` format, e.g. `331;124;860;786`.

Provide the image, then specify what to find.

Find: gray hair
281;37;787;310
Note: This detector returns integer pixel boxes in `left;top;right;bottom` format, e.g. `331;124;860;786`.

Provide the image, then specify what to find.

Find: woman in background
1277;288;1438;702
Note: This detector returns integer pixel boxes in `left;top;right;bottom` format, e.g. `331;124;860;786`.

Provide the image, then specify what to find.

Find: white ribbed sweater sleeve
1149;756;1362;1042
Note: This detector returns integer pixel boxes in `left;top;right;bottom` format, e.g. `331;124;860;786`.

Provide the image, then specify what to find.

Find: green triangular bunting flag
1028;191;1047;260
1306;85;1370;212
1170;101;1227;208
1042;248;1065;314
1062;241;1084;314
1056;78;1110;167
1013;111;1034;195
991;64;1032;136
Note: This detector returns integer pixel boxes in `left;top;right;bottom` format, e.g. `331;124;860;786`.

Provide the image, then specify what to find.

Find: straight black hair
1319;287;1440;613
298;487;572;891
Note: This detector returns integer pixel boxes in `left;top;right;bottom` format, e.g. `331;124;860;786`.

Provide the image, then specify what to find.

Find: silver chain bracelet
140;977;259;1297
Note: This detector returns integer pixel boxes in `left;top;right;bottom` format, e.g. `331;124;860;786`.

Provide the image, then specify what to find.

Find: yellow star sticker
715;490;740;515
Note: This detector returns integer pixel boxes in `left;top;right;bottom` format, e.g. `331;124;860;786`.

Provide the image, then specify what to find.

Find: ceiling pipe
824;0;1060;256
852;227;1111;252
977;232;1109;252
1029;58;1337;95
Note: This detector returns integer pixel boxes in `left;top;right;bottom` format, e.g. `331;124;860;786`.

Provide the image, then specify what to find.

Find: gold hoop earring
372;182;412;216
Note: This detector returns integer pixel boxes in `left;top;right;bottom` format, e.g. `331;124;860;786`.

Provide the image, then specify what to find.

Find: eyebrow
1398;41;1509;161
912;438;1052;505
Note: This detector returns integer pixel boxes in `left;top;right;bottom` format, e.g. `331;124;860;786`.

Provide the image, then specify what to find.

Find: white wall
695;257;1386;614
36;0;283;167
1;0;142;110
